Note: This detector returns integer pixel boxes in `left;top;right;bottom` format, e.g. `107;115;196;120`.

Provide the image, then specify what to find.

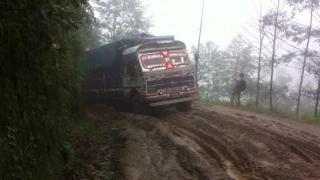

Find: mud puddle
225;161;247;180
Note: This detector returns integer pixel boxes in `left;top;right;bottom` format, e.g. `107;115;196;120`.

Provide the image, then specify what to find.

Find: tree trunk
296;2;313;116
314;76;320;118
256;0;263;107
269;0;280;110
256;40;262;107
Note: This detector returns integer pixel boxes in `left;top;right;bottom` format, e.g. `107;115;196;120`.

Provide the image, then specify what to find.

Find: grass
294;115;320;124
244;103;320;125
198;97;320;125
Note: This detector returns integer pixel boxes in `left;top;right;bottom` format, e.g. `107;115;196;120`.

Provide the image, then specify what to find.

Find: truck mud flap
149;97;195;107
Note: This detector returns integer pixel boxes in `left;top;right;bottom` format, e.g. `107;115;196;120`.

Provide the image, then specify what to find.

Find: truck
84;33;198;114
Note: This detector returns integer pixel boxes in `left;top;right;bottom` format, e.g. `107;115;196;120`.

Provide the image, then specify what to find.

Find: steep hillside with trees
0;0;94;179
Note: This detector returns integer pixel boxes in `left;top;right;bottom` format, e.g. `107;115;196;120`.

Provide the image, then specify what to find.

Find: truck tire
130;92;150;115
176;101;192;112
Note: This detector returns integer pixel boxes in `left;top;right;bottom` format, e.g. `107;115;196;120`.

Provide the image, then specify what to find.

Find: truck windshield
169;52;190;66
141;54;165;69
140;52;190;70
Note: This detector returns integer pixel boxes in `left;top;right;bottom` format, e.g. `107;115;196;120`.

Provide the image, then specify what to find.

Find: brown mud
79;101;320;180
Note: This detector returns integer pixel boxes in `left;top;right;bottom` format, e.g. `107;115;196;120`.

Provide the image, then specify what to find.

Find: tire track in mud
176;128;247;180
133;120;209;180
194;109;320;163
86;103;320;179
122;115;232;180
194;110;320;171
162;116;252;179
157;107;320;180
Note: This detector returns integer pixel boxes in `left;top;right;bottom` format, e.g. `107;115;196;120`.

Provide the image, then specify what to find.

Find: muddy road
84;101;320;180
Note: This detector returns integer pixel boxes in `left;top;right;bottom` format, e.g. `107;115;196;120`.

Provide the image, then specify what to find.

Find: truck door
123;59;142;96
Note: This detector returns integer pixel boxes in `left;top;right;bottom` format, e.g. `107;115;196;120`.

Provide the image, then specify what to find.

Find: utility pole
196;0;204;88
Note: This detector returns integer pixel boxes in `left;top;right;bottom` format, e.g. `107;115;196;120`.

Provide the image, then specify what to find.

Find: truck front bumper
142;89;197;107
149;96;195;107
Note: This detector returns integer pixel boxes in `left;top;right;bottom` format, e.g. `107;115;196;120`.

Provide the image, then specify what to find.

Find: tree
262;0;293;109
86;21;103;49
223;36;257;102
191;42;223;100
0;0;94;178
264;0;281;110
286;0;316;115
95;0;153;43
305;56;320;117
240;0;267;107
193;37;256;102
314;77;320;117
273;71;294;108
224;36;256;79
285;0;320;116
255;70;295;112
257;0;265;107
297;1;314;115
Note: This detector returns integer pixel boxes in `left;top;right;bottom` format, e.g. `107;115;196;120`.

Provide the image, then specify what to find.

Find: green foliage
95;0;153;43
0;0;94;179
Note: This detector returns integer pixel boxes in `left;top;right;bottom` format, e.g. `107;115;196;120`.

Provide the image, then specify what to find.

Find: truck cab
122;40;197;113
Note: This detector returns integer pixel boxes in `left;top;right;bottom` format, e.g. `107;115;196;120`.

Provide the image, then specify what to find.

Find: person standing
231;73;246;106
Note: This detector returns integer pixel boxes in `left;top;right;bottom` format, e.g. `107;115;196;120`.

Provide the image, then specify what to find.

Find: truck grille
162;87;184;93
147;76;195;94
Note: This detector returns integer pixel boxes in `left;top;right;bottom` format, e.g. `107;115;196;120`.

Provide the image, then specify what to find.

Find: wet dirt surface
83;101;320;180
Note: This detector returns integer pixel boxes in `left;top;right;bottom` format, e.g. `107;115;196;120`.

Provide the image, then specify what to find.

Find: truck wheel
176;101;192;112
130;92;150;115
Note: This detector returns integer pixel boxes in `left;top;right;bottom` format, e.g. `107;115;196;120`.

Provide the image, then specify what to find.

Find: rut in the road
115;114;234;180
157;106;320;180
84;103;320;180
195;110;320;163
162;115;253;178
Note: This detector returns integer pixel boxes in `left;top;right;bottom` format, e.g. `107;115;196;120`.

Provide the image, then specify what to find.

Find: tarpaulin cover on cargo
85;33;174;69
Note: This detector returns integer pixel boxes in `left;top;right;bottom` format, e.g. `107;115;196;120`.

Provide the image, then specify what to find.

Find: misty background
89;0;320;117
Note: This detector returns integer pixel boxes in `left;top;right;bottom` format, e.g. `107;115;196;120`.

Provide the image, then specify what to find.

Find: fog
143;0;318;89
87;0;320;115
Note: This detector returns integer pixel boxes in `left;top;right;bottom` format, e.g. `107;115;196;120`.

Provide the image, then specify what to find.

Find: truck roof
122;40;187;56
84;33;177;68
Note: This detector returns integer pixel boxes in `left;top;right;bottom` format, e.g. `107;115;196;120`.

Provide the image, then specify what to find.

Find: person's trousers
231;88;241;105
